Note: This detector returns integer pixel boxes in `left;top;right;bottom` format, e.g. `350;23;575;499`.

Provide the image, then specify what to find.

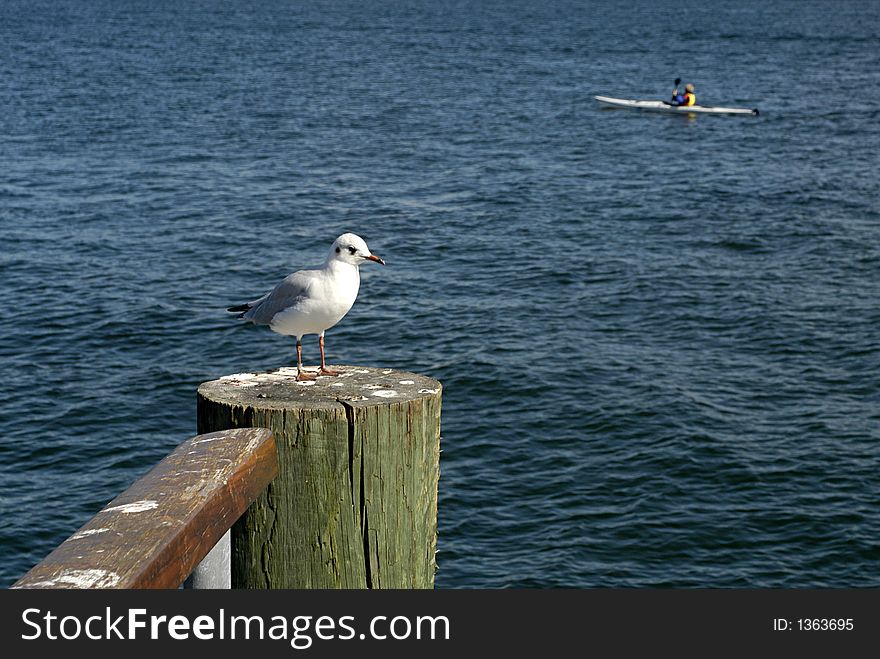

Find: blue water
2;0;879;588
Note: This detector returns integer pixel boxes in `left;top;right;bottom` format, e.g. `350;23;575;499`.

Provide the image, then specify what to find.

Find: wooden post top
198;365;442;410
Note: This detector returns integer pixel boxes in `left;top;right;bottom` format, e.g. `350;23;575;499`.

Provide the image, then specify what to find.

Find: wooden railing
13;428;277;589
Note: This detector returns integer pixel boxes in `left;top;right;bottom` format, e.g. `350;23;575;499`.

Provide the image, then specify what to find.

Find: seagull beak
365;254;386;265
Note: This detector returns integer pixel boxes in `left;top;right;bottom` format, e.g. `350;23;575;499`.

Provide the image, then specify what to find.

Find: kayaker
672;82;696;106
671;79;685;104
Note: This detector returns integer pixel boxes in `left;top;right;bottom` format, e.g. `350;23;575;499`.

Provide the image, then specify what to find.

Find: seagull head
329;233;386;267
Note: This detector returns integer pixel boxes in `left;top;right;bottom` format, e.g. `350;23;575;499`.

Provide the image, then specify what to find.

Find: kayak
595;95;759;116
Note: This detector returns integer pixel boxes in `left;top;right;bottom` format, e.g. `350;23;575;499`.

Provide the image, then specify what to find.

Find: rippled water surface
2;0;879;587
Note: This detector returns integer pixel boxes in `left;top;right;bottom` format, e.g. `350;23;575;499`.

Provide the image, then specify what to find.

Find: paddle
663;78;683;105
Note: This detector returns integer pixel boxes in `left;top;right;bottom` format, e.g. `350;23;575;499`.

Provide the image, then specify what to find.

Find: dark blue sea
2;0;878;588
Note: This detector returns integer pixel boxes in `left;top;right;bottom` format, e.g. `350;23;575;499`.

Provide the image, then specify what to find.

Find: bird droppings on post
200;366;440;411
219;372;259;381
14;568;122;589
71;528;110;540
104;500;158;514
192;434;225;444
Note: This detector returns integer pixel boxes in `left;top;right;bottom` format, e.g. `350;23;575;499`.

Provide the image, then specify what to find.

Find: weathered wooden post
197;366;441;589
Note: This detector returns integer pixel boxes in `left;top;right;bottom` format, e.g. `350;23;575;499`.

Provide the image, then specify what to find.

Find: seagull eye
348;246;357;255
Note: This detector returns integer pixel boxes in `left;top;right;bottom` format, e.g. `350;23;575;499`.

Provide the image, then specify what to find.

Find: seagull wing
241;269;318;326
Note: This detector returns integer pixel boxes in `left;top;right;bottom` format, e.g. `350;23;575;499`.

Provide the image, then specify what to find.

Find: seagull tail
227;303;251;318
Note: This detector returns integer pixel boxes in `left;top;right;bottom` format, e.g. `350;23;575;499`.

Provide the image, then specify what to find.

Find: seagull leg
296;339;315;381
319;333;340;376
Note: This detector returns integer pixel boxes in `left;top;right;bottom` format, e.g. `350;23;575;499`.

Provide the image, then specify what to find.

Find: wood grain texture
13;428;277;589
197;365;441;589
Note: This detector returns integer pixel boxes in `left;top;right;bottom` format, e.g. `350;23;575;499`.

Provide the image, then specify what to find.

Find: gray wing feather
242;270;315;325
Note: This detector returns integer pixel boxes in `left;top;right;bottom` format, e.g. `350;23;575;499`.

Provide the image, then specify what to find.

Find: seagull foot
319;368;341;377
296;370;317;381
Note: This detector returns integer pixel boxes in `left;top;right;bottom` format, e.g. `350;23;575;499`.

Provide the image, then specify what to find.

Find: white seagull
228;233;385;381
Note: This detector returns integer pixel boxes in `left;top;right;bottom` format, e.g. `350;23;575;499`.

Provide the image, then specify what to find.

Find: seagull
228;233;385;381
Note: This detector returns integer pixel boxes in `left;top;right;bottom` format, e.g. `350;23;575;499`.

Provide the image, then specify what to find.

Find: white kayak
595;95;759;116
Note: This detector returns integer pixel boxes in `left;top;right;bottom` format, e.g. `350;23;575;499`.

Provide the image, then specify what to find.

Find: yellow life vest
683;92;696;106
